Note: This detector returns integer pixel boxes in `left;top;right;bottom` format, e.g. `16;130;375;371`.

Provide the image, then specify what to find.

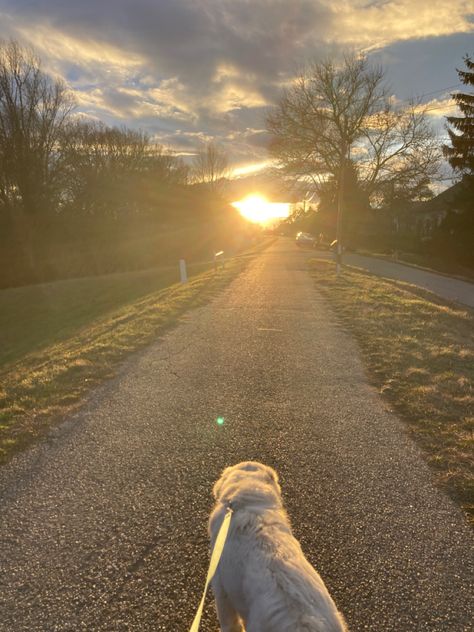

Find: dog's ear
212;478;222;499
212;465;233;499
265;465;279;486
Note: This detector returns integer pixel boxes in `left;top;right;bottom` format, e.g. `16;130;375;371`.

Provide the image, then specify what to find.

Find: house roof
412;179;470;215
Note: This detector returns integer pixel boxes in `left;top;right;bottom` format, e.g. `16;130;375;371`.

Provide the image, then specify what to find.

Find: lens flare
216;416;225;426
232;195;290;225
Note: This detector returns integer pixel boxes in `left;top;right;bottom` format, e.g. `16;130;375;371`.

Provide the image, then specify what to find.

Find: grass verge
0;252;258;464
309;259;474;525
0;260;218;368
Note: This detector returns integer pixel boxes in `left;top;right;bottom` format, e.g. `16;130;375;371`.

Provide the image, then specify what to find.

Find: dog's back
210;462;348;632
212;505;347;632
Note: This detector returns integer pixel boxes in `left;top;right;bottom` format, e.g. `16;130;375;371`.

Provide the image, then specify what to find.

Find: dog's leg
213;579;244;632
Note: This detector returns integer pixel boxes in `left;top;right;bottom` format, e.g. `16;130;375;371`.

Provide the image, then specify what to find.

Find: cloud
0;1;334;116
1;0;472;166
231;160;274;177
422;97;459;118
325;0;473;50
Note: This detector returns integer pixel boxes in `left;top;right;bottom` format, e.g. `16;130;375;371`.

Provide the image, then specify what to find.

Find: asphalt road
314;249;474;308
1;240;473;632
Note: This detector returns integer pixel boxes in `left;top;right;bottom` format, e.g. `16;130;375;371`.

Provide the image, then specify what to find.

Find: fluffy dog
209;462;348;632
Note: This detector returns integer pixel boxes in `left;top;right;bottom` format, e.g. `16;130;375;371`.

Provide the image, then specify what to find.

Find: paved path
1;240;473;631
314;248;474;308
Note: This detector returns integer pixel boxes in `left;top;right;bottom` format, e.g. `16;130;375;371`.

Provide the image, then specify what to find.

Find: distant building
402;181;468;240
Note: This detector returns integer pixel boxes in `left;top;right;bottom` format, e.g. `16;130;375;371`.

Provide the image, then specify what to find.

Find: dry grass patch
309;259;474;525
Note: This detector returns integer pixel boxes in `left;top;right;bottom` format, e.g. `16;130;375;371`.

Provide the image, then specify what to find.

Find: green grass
0;261;215;368
0;252;260;464
309;259;474;526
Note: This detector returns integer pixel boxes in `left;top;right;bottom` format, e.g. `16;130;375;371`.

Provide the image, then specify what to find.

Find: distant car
295;232;316;248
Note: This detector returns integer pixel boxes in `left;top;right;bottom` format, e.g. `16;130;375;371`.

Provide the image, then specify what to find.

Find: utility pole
335;142;350;277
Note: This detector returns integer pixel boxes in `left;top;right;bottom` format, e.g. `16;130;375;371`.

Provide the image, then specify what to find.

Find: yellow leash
189;508;233;632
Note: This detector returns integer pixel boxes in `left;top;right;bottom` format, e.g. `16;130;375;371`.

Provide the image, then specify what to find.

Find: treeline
274;53;474;269
0;41;251;288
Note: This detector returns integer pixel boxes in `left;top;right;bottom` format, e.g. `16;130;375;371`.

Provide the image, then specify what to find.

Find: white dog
209;462;348;632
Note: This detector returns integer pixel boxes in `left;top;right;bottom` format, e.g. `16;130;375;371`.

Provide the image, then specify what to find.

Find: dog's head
213;461;282;511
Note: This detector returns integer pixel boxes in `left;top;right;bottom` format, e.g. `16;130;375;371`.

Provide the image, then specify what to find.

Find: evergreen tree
435;56;474;268
443;55;474;174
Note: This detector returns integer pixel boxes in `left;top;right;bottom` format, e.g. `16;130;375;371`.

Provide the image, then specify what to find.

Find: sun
232;194;290;225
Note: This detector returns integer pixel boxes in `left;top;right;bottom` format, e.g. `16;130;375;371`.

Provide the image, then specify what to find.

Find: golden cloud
231;160;274;177
323;0;473;49
15;23;144;77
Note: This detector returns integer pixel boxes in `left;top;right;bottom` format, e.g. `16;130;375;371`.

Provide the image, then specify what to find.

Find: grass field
0;251;260;463
0;261;215;368
309;259;474;525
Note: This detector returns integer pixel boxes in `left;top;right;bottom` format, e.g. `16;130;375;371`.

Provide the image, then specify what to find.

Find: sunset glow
231;160;274;178
232;195;291;225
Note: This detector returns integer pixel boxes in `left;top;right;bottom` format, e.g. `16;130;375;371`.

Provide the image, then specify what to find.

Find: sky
0;1;473;177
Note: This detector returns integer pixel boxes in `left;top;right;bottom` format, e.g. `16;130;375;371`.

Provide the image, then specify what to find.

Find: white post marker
179;259;188;283
189;508;233;632
214;250;225;270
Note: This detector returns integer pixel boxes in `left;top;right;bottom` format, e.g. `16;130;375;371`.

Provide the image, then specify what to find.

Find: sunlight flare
232;194;290;225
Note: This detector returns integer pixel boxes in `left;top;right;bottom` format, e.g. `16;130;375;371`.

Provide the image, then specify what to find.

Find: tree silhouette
0;41;74;217
443;55;474;175
266;54;439;208
191;142;229;189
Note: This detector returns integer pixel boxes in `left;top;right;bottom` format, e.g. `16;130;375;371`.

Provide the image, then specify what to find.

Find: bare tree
360;102;440;205
61;120;148;214
266;54;440;207
0;40;75;216
62;120;189;215
0;40;75;279
144;143;189;186
191;141;229;188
